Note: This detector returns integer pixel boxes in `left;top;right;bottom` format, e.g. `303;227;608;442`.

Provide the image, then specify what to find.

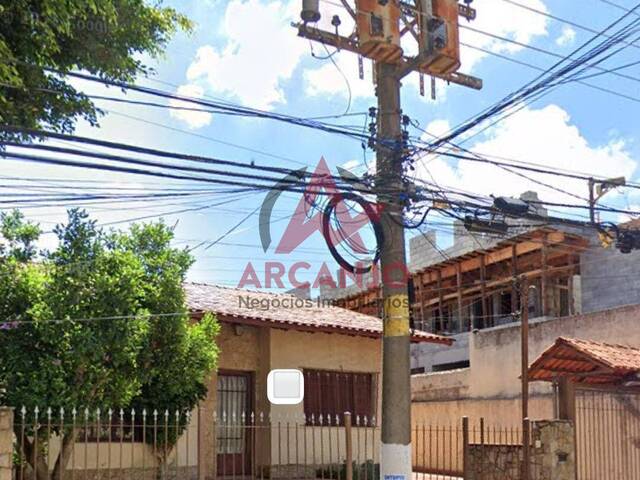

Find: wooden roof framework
335;228;590;334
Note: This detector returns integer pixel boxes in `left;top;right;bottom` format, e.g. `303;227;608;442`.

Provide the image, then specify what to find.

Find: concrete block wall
580;236;640;313
408;224;497;271
408;230;438;271
411;331;470;371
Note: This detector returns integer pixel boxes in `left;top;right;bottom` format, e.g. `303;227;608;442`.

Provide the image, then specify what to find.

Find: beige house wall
200;321;271;478
412;304;640;426
268;328;382;418
268;328;383;467
197;323;385;475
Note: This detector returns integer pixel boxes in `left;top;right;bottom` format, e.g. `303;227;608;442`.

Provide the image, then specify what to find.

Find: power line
1;79;371;168
461;24;640;86
428;4;640;149
0;146;381;198
201;204;262;251
2;61;375;144
408;120;619;215
1;127;401;198
497;0;640;54
460;41;640;106
105;109;309;169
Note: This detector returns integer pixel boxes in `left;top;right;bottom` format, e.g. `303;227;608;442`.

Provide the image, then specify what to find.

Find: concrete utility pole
294;2;481;477
519;276;530;480
520;276;530;422
375;61;412;479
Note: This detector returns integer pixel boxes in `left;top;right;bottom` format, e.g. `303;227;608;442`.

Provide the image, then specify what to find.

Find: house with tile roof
529;337;640;386
185;283;451;478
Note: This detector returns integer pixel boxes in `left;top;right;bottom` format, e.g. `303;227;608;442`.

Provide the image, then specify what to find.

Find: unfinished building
321;191;640;373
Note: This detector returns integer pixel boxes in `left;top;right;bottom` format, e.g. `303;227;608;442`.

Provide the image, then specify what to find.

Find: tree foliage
0;0;192;141
0;209;219;478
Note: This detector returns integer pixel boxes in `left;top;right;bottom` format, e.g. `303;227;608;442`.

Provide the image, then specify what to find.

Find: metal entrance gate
576;387;640;480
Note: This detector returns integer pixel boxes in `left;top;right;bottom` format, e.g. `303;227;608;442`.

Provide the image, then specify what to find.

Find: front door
216;371;253;476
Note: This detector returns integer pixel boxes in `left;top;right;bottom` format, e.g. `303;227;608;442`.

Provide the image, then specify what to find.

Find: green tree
0;0;191;141
0;209;219;480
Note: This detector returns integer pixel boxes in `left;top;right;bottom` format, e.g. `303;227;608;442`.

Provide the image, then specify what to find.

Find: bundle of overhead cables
321;191;384;274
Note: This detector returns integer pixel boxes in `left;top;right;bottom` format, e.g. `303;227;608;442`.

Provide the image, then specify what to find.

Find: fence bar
345;412;353;480
462;417;469;479
522;417;530;480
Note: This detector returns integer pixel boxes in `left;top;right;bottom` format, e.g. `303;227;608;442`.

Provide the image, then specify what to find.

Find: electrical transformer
418;0;461;74
355;0;403;63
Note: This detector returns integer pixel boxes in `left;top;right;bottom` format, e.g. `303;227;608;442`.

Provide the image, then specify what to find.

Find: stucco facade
412;303;640;425
195;318;387;479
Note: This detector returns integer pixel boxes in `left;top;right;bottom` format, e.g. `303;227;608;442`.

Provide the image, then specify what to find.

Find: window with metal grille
303;370;377;426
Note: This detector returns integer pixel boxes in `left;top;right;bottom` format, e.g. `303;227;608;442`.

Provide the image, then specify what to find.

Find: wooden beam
421;264;577;308
414;240;568;291
557;377;576;422
398;58;483;88
480;254;487;329
541;240;549;316
399;13;419;41
511;244;518;314
416;231;576;285
337;231;588;305
568;274;574;316
417;275;425;330
296;24;360;54
437;269;444;331
456;263;464;331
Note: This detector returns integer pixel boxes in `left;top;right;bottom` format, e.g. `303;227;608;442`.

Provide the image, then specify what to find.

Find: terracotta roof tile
561;337;640;374
529;337;640;385
184;283;452;345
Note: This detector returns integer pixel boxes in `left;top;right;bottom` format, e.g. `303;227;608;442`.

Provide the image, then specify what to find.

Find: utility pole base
381;443;412;480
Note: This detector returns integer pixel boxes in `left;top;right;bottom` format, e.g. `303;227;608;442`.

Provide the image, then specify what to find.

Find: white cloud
415;105;637;205
304;53;376;101
460;0;549;71
556;26;576;47
169;84;213;129
424;119;452;138
184;0;306;110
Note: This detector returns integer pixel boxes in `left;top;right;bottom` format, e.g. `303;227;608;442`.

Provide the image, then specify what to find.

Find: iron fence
576;388;640;480
9;408;564;480
12;408;380;480
14;406;199;480
411;418;538;480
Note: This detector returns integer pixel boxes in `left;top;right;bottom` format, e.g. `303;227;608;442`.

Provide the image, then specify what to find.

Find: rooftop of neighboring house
529;337;640;385
184;282;453;345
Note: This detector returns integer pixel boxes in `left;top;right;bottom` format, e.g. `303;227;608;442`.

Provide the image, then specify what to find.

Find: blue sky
9;0;640;291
